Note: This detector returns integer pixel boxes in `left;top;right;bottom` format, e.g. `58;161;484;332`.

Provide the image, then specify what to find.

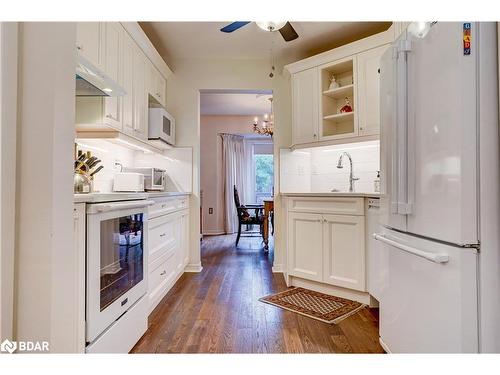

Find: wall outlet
208;208;213;214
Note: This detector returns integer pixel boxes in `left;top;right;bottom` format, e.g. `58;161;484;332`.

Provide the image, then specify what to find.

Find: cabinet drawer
287;196;364;216
149;196;189;219
148;252;177;309
148;214;177;263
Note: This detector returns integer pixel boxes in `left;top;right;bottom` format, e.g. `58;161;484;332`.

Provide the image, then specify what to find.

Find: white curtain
221;134;250;234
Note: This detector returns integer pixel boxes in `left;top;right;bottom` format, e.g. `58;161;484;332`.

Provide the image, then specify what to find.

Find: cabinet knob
76;44;83;51
160;270;166;276
313;133;317;138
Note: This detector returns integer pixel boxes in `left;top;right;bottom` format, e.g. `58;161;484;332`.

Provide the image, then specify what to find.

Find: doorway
199;89;274;252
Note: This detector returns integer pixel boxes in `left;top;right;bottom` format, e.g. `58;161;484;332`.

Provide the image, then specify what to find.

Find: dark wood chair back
233;185;242;208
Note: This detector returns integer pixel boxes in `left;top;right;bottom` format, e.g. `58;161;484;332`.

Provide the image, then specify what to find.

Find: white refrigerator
376;22;500;353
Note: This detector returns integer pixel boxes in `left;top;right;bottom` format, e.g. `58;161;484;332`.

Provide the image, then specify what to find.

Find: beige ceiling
140;21;391;65
200;90;273;116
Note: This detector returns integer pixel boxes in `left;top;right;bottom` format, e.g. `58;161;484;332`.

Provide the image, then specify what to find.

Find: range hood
76;54;126;97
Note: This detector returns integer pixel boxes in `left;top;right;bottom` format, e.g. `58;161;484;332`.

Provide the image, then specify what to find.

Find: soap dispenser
374;171;380;193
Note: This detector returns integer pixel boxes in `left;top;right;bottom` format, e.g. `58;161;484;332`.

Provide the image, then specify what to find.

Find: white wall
15;23;76;352
280;140;380;193
167;58;291;271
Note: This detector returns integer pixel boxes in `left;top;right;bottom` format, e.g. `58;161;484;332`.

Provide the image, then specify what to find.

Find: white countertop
281;192;380;198
74;191;190;203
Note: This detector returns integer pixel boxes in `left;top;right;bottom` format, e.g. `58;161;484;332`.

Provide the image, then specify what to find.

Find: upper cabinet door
76;22;104;70
133;47;148;140
148;65;167;107
120;29;135;136
357;45;389;136
103;23;122;129
155;71;167;107
291;68;319;146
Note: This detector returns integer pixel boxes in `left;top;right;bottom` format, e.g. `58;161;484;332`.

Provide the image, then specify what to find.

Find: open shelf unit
320;57;356;139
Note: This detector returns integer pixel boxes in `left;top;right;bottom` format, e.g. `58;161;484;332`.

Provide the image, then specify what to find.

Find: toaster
113;172;145;192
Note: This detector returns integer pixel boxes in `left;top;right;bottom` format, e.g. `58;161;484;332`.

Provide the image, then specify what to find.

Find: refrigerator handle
373;233;449;264
396;39;413;215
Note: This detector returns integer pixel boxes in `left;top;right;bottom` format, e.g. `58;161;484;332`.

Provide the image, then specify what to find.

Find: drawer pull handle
161;204;167;208
160;233;166;237
160;270;166;276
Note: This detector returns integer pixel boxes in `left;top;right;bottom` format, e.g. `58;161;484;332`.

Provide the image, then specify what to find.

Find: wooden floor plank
131;234;384;354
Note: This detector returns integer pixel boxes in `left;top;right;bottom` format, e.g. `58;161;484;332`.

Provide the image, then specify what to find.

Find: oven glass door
100;213;144;311
86;202;149;343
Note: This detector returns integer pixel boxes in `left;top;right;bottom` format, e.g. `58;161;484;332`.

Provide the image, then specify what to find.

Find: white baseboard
184;262;203;273
289;276;371;305
271;263;284;273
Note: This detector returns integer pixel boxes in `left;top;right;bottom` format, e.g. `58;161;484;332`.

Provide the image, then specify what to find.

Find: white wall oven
86;200;153;343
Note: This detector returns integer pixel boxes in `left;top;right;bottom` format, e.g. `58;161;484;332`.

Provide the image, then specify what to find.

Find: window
254;154;274;204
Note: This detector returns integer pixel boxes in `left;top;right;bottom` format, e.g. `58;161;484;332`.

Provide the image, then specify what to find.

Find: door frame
0;22;18;342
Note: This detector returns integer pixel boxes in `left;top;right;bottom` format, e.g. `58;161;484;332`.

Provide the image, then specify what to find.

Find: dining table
263;198;274;251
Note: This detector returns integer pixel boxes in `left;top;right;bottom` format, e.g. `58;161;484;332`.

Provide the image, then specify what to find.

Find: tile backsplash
75;139;193;193
280;140;380;193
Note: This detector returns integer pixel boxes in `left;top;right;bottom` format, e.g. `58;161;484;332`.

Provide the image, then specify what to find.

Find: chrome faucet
337;152;359;192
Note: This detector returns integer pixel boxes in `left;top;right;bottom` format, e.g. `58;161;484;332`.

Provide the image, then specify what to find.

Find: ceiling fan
220;21;299;42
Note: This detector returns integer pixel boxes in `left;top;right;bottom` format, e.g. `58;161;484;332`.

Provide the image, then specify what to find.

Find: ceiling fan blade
279;22;299;42
220;22;251;33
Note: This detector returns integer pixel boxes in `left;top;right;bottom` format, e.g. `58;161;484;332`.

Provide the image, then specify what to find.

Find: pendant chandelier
253;97;274;138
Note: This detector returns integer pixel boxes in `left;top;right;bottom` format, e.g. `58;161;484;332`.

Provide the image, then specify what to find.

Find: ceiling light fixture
253;98;274;138
256;22;287;32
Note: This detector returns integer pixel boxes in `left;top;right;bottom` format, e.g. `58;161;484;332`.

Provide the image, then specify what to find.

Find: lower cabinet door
287;211;323;282
322;214;366;291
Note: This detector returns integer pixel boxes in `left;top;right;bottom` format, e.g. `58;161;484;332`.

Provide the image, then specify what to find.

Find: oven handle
87;200;155;214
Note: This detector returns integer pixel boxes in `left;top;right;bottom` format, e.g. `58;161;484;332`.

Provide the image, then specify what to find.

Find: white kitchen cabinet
75;23;123;132
133;46;148;141
286;25;394;148
121;28;135;136
76;22;172;149
73;203;86;353
102;22;122;129
285;196;368;295
287;211;324;282
148;64;167;107
291;68;319;145
357;45;389;136
76;22;104;70
147;196;190;313
323;214;365;291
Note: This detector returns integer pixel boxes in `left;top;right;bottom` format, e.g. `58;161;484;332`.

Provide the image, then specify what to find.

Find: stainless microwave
123;167;165;191
148;107;175;146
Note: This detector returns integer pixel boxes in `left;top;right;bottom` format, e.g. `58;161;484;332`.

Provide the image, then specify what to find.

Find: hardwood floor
131;234;384;353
